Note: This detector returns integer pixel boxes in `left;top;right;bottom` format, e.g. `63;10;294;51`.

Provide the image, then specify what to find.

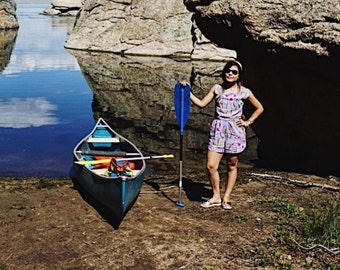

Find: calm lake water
2;2;337;178
0;3;95;177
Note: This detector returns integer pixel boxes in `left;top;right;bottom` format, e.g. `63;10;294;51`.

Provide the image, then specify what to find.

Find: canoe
72;117;146;219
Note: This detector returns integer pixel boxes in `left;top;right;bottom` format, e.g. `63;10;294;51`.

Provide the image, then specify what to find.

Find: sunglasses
226;69;239;75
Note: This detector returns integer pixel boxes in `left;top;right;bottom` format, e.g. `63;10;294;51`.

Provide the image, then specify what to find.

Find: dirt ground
0;165;339;270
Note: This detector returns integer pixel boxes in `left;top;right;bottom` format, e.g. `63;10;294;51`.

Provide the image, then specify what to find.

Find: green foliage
254;248;293;270
261;196;339;247
0;263;8;270
299;196;339;247
36;179;60;189
257;195;338;269
261;196;305;219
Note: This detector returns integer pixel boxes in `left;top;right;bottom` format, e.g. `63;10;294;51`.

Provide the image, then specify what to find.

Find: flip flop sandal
200;199;222;208
222;201;232;210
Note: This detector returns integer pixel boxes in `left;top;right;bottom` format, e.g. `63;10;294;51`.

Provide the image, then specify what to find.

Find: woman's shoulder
213;84;223;89
212;84;223;94
239;85;252;98
239;85;251;92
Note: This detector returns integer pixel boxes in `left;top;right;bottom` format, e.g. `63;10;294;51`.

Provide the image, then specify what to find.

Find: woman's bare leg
223;154;239;203
206;150;224;202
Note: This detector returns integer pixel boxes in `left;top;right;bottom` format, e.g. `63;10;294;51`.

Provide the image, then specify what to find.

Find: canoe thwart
75;150;139;157
86;137;120;143
74;154;174;165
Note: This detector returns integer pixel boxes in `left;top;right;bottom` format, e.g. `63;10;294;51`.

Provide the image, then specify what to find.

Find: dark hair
221;60;243;86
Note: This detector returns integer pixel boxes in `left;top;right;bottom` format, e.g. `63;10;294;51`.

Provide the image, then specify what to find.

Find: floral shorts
208;119;246;154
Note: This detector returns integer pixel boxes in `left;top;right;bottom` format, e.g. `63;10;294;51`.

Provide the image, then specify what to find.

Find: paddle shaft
178;134;184;203
120;154;174;161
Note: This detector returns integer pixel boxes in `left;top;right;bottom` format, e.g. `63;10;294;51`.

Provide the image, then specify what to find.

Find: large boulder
0;0;18;72
0;0;19;30
184;0;340;57
64;0;236;60
0;30;17;72
42;0;82;16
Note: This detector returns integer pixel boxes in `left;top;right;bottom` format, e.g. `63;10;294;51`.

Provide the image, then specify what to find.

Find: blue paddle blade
174;82;191;135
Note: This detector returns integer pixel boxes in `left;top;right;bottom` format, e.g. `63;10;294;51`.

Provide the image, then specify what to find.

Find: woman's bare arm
190;86;215;108
246;93;264;124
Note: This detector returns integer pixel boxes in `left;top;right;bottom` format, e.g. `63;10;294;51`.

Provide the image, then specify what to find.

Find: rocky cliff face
185;0;340;57
0;0;19;30
65;0;340;59
0;0;18;72
0;30;17;72
42;0;82;16
65;0;340;176
64;0;235;60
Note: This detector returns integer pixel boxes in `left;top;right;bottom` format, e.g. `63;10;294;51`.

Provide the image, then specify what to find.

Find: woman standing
189;60;264;210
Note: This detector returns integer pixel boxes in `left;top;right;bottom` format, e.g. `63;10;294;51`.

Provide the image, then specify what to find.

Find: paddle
174;82;191;207
74;154;174;165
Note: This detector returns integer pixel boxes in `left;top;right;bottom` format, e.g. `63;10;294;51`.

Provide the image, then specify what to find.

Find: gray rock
0;30;18;72
65;0;236;60
184;0;340;57
65;0;340;58
0;0;19;30
42;0;82;16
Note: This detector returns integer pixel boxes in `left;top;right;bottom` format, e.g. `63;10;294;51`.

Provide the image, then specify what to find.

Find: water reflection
2;4;78;75
1;3;338;178
0;97;58;128
67;50;261;174
70;48;339;177
0;30;18;72
0;4;93;178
